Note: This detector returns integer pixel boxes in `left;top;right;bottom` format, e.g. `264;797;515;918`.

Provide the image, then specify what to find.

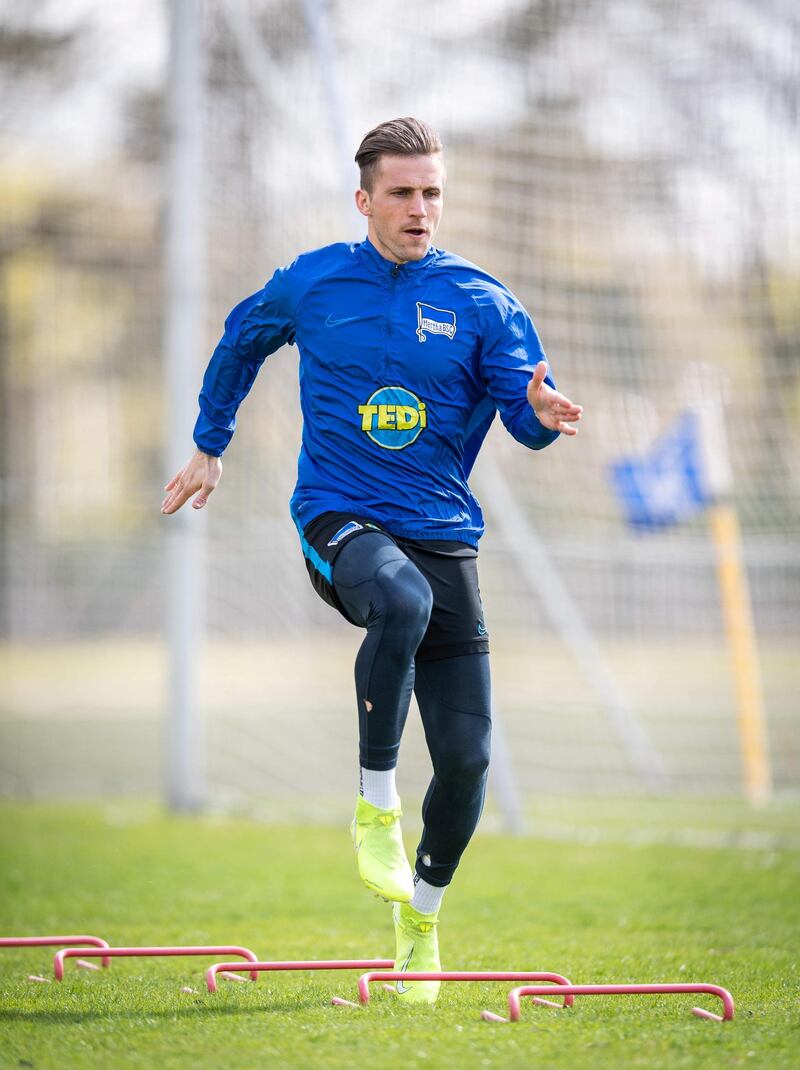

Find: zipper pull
391;263;400;277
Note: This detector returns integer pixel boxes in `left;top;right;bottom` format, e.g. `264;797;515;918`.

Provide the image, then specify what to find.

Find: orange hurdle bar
53;945;260;981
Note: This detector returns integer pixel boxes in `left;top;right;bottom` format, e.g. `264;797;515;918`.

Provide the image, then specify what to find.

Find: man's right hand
161;450;222;515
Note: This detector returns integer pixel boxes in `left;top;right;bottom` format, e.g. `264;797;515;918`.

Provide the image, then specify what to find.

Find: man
162;117;582;1004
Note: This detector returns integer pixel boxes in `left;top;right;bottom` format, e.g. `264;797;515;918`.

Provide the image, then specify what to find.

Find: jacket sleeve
476;284;560;451
193;265;297;456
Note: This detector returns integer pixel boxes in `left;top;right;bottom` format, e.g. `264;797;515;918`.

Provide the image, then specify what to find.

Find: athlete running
162;117;582;1003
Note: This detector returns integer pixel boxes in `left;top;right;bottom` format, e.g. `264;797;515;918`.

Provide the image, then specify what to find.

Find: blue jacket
194;238;559;546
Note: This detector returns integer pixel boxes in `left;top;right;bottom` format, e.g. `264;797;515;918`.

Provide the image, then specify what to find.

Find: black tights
334;532;492;887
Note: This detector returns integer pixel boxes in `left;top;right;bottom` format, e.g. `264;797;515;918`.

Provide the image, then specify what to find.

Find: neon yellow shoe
350;796;414;902
392;901;441;1004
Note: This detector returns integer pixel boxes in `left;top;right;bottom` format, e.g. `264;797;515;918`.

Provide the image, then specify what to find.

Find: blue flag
610;411;712;529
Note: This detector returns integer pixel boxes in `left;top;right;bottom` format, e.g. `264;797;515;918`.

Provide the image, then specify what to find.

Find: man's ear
355;188;371;218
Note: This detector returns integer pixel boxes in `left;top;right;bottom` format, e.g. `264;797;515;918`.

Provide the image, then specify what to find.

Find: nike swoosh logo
396;947;414;993
325;314;360;328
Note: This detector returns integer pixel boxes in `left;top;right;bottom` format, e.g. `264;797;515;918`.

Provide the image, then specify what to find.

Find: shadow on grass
0;995;340;1025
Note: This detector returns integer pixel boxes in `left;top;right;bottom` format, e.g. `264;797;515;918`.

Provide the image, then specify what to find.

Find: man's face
355;153;445;264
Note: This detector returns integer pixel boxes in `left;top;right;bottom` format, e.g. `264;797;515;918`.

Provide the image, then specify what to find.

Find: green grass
1;803;799;1069
3;635;799;800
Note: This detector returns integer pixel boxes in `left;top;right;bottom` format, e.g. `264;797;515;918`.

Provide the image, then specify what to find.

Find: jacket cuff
512;405;560;450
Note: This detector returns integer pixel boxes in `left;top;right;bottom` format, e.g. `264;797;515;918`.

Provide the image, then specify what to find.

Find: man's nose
408;192;427;217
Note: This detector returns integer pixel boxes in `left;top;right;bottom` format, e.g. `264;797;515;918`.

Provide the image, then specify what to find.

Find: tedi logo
358;386;427;450
416;302;456;343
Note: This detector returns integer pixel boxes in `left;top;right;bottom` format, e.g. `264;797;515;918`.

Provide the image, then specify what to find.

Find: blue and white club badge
358;386;428;449
416;302;456;343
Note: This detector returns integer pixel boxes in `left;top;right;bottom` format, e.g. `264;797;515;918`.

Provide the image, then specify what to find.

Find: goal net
1;0;798;808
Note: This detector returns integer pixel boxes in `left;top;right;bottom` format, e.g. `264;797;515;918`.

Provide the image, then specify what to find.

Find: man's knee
433;736;490;789
375;558;433;639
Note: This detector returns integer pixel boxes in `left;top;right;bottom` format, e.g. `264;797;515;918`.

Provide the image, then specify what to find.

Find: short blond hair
355;117;443;192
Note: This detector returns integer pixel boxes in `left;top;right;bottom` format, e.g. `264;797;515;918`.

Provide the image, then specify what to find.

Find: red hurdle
53;945;260;981
6;932;734;1028
1;935;112;969
206;959;394;993
352;970;575;1005
482;982;735;1023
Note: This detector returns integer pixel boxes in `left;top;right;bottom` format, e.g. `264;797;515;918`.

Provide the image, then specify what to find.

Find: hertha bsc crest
416;302;457;343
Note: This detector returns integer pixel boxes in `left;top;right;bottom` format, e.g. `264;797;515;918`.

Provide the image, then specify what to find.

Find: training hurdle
346;970;575;1006
3;934;733;1025
1;935;112;969
481;982;735;1023
53;945;260;981
206;959;395;993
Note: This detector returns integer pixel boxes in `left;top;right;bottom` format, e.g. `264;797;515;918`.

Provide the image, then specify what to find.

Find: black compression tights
333;532;492;887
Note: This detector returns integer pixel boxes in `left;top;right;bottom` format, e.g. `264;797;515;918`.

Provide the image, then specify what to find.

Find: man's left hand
526;360;583;435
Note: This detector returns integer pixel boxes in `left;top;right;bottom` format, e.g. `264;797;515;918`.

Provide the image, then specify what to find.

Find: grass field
1;803;798;1069
2;636;799;802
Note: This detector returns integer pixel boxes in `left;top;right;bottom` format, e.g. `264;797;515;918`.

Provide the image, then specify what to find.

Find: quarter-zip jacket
194;237;559;546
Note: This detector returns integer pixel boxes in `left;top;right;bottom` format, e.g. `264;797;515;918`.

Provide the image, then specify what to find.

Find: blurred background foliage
0;0;797;804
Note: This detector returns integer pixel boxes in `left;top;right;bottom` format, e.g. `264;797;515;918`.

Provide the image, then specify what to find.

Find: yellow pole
708;502;772;805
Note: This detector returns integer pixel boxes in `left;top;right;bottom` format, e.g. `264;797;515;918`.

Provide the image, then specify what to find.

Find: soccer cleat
350;796;414;902
392;901;441;1004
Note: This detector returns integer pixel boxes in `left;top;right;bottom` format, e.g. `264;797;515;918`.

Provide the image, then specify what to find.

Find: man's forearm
192;339;263;456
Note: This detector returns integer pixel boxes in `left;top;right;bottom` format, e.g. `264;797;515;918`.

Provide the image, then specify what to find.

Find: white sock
411;874;446;915
360;766;400;810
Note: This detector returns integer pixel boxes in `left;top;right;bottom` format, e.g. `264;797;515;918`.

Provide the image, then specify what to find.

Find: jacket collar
356;236;438;276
